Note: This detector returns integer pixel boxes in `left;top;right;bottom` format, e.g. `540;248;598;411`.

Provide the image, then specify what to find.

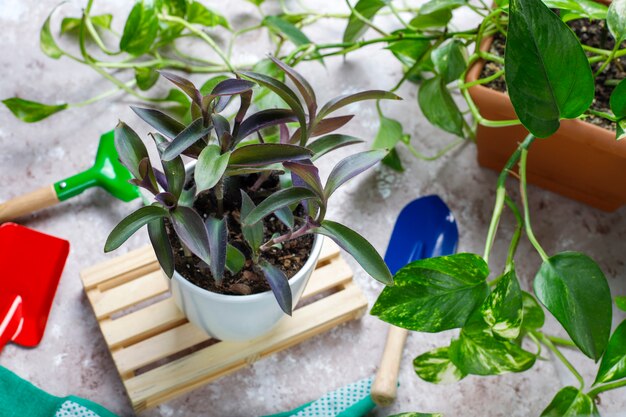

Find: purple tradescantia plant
105;57;400;315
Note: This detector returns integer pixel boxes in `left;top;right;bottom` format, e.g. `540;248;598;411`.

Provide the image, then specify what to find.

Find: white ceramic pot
170;235;323;341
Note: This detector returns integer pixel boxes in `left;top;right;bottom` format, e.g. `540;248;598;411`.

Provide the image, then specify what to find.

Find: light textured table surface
1;1;625;416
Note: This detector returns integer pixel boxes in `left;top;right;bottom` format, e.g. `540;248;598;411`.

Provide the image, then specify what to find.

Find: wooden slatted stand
80;239;367;412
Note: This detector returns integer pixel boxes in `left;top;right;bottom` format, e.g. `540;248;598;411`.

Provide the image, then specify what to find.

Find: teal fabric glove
0;366;117;417
264;377;376;417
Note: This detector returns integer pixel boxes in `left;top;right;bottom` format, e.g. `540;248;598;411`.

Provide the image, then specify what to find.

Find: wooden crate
80;239;367;412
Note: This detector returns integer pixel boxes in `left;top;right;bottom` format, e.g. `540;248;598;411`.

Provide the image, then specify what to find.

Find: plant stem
460;87;522;128
588;379;626;398
158;14;235;73
405;137;466;161
594;43;619;77
546;335;577;349
504;195;523;273
534;331;585;390
260;223;312;251
519;146;549;262
483;133;535;263
586;108;616;122
588;47;626;64
458;69;504;89
70;80;137;108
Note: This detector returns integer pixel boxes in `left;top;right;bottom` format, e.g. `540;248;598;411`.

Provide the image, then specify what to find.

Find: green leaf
420;0;466;14
199;75;229;96
315;220;393;286
170;205;211;264
205;216;227;280
229;144;312;166
505;0;594;137
187;1;230;28
343;0;388;43
373;114;403;150
610;78;626;119
540;387;598;417
105;206;167;252
543;0;608;21
246;0;265;5
386;30;431;67
41;7;64;59
449;319;536;376
114;121;149;179
371;253;489;331
148;217;174;278
324;150;387;198
156;0;188;17
264;16;311;47
120;1;158;55
244;188;318;225
521;291;545;330
135;67;160;91
61;14;113;34
382;147;404;172
413;346;466;384
617;118;626;141
195;145;230;193
431;40;467;84
2;98;67;123
418;76;464;136
534;252;612;361
409;9;453;29
226;244;246;275
480;269;523;340
250;59;287;110
240;191;264;254
317;90;401;121
617;296;626;312
608;0;626;42
268;56;317;115
594;319;626;384
309;134;363;160
259;259;293;315
163;118;212;161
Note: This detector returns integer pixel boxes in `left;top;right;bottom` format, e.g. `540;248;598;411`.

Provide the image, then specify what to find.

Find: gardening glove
0;366;118;417
263;377;376;417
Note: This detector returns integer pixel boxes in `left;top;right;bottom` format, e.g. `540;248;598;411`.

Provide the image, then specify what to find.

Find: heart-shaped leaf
617;296;626;312
431;40;467;84
373;114;403;151
521;291;545;330
413;346;466;384
120;1;159;55
259;259;293;315
608;0;626;43
308;134;363;160
410;8;453;29
505;0;594;137
195;145;231;193
594;319;626;384
371;253;489;331
135;67;160;91
105;206;167;252
610;78;626;119
171;205;211;264
418;76;464;136
61;14;113;34
148;217;175;278
540;387;598;417
324;150;387;198
226;244;246;275
205;216;227;281
343;0;387;43
2;98;67;123
187;1;229;28
229;144;312;166
244;187;318;225
534;252;612;361
480;269;523;340
315;220;393;286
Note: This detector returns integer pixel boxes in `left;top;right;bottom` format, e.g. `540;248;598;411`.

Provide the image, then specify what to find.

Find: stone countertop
1;1;625;416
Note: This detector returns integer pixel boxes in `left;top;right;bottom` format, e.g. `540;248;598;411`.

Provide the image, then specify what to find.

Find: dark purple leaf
280;124;290;144
268;55;316;116
274;206;295;229
229;143;312;166
210;78;255;96
232;90;253;140
205;216;227;281
131;106;186;139
151;133;186;198
171;206;211;264
155;192;178;209
243;187;318;225
114;121;148;179
162;118;212;161
160;71;202;104
134;157;159;195
148;217;174;278
105;205;167;252
236;109;298;141
259;259;293;315
153;168;168;190
314;220;393;285
290;115;354;143
212;114;231;139
324;149;386;198
283;161;324;198
317;90;402;121
308;134;363;160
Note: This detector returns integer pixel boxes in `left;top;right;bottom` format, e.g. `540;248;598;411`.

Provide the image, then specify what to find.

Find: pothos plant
104;56;398;315
371;0;626;416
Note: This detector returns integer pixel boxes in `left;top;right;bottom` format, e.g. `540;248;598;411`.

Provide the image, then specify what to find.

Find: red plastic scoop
0;223;69;351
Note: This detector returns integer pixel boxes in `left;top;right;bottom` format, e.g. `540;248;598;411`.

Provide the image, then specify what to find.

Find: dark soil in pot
480;17;626;130
165;173;314;296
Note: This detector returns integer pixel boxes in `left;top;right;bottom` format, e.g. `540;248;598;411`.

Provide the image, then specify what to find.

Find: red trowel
0;223;69;351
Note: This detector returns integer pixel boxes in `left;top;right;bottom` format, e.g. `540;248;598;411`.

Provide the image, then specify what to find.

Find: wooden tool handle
371;325;409;406
0;185;59;223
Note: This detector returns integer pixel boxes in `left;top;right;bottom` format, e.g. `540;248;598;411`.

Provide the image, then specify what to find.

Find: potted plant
370;0;626;415
103;57;397;341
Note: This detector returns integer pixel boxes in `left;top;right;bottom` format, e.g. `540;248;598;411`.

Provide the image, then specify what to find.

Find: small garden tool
0;223;69;351
371;194;458;406
0;130;140;223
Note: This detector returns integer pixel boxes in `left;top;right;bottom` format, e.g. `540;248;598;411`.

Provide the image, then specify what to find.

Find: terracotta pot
466;36;626;212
